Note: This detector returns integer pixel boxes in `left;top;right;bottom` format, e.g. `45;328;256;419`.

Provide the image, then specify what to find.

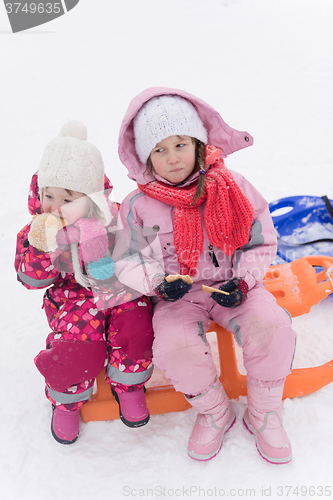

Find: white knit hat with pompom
38;120;111;225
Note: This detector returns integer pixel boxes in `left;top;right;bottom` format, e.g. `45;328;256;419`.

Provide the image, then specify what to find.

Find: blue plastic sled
269;195;333;263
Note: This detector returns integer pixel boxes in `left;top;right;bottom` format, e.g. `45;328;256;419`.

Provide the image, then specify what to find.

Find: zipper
208;244;219;267
45;288;60;311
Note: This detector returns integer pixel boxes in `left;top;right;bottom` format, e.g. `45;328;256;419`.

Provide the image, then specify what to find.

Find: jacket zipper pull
208;244;219;267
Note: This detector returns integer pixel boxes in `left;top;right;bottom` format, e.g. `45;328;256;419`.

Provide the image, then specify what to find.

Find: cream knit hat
133;95;208;164
38;120;111;225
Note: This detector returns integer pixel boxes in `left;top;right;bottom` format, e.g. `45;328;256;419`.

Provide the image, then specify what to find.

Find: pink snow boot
111;387;150;428
243;382;292;464
51;405;80;444
186;380;235;461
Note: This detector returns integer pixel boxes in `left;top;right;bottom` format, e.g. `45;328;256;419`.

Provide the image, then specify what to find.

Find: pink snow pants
152;282;296;396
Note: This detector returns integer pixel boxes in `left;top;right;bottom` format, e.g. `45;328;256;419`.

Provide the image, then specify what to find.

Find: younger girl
114;88;296;463
15;121;154;444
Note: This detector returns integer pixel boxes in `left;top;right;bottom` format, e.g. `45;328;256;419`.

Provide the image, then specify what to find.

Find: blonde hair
145;138;206;206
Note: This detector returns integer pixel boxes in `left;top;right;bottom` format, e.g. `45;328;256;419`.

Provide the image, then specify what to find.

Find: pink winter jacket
113;87;277;298
15;173;125;302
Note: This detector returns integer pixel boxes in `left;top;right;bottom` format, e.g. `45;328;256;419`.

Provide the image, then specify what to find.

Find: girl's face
149;135;196;184
41;187;89;225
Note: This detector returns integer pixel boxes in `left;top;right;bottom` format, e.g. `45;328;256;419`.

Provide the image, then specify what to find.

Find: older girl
114;88;296;463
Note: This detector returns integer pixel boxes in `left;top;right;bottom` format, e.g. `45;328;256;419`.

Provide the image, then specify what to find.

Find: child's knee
153;345;217;395
108;298;153;360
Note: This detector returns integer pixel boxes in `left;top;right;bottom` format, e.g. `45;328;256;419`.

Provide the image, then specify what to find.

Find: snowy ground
1;1;333;499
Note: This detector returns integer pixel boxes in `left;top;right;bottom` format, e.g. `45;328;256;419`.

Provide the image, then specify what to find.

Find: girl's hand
28;213;67;253
154;274;192;302
211;278;248;307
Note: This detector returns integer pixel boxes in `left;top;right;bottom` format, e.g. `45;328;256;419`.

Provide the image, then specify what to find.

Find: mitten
28;213;67;253
56;224;81;246
34;340;107;392
57;217;115;280
154;274;193;302
211;278;248;308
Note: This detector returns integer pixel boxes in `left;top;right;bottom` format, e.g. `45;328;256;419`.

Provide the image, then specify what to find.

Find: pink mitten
56;217;115;281
56;225;81;246
77;218;115;280
34;340;107;392
76;218;108;262
56;218;107;261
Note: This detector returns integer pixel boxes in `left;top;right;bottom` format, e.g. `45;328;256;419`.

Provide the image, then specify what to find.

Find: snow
1;1;333;499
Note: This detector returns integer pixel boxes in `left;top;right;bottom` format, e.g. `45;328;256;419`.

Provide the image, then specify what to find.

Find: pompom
59;120;87;141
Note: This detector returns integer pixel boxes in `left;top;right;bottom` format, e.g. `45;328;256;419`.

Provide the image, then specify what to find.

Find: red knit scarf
138;145;254;277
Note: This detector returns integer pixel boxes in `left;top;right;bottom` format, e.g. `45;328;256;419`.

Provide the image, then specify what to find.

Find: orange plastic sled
80;255;333;423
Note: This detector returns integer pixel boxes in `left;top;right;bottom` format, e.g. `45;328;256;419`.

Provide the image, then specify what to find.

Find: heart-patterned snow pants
36;285;154;411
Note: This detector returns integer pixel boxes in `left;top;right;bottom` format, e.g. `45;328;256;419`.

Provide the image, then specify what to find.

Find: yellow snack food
165;274;193;284
28;213;67;253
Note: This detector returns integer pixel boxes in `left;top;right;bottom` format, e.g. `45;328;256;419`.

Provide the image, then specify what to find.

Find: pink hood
118;87;253;185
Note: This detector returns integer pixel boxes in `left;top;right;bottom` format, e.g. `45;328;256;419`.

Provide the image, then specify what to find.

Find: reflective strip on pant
107;364;153;385
47;386;94;404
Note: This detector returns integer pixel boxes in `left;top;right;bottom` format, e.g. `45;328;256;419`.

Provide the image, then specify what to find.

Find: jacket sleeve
15;222;59;290
112;193;165;296
230;172;277;289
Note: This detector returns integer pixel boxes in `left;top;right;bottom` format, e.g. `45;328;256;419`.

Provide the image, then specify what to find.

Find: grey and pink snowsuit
114;87;296;396
15;173;154;411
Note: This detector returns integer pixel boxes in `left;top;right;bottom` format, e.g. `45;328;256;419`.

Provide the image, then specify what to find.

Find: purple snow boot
186;380;235;461
51;405;80;444
243;382;292;464
111;387;150;428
